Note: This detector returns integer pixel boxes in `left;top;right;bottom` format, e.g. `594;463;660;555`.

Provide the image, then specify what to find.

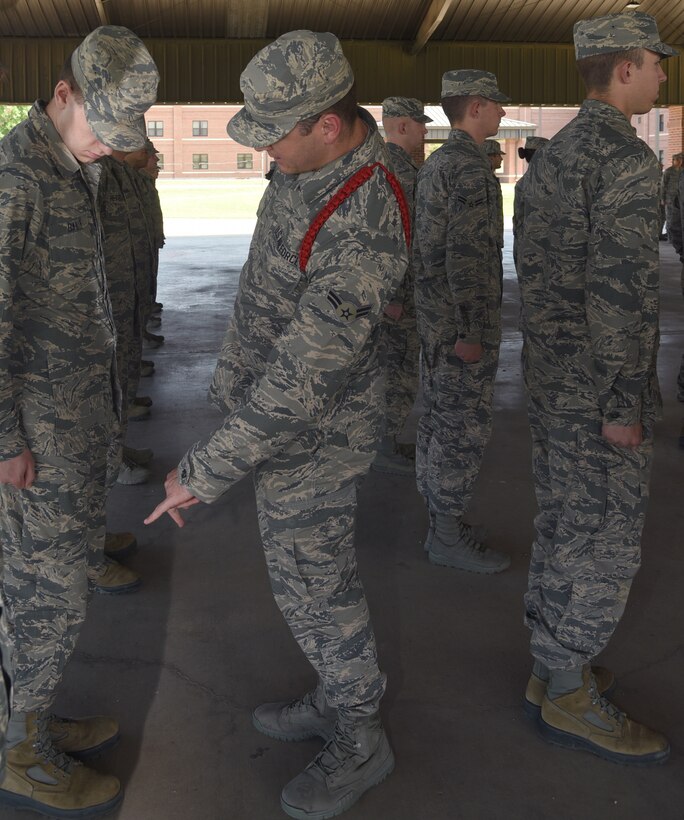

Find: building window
192;153;208;170
192;120;208;137
237;153;253;170
157;154;164;170
659;150;665;163
659;114;665;132
147;120;164;137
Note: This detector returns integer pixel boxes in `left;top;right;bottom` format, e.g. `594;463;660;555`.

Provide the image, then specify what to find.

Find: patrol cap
441;69;510;103
483;139;505;155
381;97;432;123
573;12;677;60
524;136;549;150
228;31;354;148
71;26;159;151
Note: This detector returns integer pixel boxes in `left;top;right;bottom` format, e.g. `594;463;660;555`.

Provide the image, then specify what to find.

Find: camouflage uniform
0;102;118;711
120;162;156;404
515;98;662;670
97;156;137;429
667;173;684;398
0;31;158;718
413;87;506;518
382;138;419;444
662;158;682;239
178;100;408;711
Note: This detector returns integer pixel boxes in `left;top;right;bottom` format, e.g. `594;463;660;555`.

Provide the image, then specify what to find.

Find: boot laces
588;678;624;725
34;713;79;774
312;719;361;779
458;522;486;553
286;687;321;715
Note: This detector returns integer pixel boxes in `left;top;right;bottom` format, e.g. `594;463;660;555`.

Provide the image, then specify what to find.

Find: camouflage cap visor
227;105;298;149
84;104;147;150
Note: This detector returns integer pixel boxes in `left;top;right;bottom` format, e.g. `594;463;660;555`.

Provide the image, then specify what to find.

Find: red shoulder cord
298;162;411;273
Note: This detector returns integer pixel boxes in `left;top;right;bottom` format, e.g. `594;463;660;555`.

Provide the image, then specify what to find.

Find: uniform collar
29;100;82;178
579;99;636;137
294;107;387;205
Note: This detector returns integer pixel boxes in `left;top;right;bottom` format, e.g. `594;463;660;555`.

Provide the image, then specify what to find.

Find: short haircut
576;48;645;93
59;55;83;101
441;95;484;126
297;84;358;135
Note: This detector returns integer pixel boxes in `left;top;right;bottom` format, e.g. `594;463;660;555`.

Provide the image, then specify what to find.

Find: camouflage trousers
0;610;7;775
523;399;652;670
679;263;684;397
0;447;108;712
416;342;500;516
254;436;386;714
382;311;420;442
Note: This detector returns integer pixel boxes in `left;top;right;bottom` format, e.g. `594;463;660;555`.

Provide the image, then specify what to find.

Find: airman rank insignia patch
327;289;371;322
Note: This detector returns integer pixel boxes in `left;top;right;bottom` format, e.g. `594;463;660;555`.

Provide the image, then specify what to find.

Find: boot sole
280;748;395;820
428;550;510;575
251;713;331;743
537;718;670;766
0;786;123;817
91;580;142;596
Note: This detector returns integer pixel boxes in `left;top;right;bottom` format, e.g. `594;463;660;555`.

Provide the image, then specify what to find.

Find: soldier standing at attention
662;151;683;240
373;96;431;476
515;12;674;763
413;70;511;574
482;137;505;175
145;30;409;820
0;26;158;815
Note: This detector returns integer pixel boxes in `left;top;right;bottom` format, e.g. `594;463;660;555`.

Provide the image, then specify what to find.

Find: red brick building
147;103;672;181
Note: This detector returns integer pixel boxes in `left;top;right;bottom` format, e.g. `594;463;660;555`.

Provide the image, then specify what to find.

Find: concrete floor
14;227;683;820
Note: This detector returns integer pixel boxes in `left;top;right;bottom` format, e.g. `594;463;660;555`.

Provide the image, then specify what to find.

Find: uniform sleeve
0;176;36;459
179;226;407;503
586;154;660;426
445;167;491;344
670;177;683;259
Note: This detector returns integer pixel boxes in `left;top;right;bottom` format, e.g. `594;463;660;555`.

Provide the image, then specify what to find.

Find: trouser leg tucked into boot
428;514;510;574
539;668;669;765
252;680;336;742
280;709;394;820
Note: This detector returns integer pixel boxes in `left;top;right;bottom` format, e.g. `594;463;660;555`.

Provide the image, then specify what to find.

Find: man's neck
451;121;487;145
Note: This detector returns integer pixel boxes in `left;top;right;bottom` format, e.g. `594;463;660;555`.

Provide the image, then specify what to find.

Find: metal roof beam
410;0;458;55
93;0;109;26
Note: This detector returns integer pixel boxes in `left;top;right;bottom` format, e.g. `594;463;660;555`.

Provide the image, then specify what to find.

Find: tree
0;105;30;138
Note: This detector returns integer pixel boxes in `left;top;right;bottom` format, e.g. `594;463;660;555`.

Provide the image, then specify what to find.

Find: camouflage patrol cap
228;31;354;148
482;139;505;155
71;26;159;151
574;12;677;60
381;97;432;123
525;136;549;150
441;70;510;103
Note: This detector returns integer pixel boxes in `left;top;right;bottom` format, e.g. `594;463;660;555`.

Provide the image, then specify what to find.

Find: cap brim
227;106;296;149
414;115;433;123
651;42;678;58
484;91;511;103
85;104;147;151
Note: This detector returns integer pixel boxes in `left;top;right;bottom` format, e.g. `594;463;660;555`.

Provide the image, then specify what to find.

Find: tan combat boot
50;714;120;759
539;673;669;765
0;712;122;816
104;531;138;560
524;664;615;717
89;557;141;595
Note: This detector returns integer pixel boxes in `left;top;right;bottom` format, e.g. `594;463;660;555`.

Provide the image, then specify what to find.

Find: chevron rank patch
327;289;371;322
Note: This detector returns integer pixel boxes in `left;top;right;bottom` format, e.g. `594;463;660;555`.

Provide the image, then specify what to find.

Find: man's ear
53;79;71;109
319;112;343;144
616;58;634;85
